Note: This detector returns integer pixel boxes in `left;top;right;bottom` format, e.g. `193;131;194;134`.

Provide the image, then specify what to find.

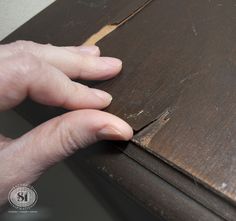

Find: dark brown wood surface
2;0;149;45
68;142;224;221
1;0;150;125
121;143;236;221
95;0;236;207
2;0;236;220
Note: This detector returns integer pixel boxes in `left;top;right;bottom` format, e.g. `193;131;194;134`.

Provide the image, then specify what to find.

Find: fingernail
79;46;100;55
101;57;122;68
97;126;126;140
92;89;113;103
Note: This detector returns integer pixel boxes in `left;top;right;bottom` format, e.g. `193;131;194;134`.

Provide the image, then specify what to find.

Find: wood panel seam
84;0;154;45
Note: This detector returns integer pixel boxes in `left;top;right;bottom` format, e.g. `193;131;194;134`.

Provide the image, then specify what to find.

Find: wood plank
2;0;236;218
2;0;149;45
68;142;224;221
95;0;236;206
0;0;149;125
121;143;236;221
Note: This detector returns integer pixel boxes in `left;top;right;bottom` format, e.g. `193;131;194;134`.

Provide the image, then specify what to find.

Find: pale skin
0;41;133;206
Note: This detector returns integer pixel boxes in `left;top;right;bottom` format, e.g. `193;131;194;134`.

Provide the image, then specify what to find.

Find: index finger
0;41;122;80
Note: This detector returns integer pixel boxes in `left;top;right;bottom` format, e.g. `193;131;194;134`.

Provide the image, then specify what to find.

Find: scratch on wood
191;24;198;36
84;25;117;45
126;110;144;119
132;109;171;148
180;72;200;84
84;0;154;45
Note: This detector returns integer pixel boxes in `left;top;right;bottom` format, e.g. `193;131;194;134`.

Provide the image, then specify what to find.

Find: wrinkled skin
0;41;133;206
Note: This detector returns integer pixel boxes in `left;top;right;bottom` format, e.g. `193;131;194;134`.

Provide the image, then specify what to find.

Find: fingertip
100;57;122;70
69;109;133;141
92;57;122;80
96;116;133;141
117;121;134;141
62;83;113;110
91;89;113;103
124;124;134;140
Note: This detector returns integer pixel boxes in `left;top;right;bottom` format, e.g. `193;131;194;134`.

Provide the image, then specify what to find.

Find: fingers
22;109;133;161
0;110;133;185
0;41;122;80
0;54;113;111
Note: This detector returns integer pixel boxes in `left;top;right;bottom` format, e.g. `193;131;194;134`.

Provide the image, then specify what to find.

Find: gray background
0;1;115;220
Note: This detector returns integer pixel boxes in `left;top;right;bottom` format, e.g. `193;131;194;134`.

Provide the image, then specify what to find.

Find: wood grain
2;0;149;45
0;0;149;125
68;142;224;221
2;0;236;219
96;0;236;206
121;143;236;221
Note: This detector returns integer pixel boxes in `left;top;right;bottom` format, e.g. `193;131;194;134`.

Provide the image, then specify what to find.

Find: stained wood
95;0;236;208
0;0;149;125
2;0;149;45
84;0;153;46
2;0;236;219
68;142;224;221
121;143;236;221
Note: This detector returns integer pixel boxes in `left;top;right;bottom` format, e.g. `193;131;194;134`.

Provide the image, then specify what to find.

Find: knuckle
12;40;36;52
94;46;100;54
1;52;42;86
15;52;42;75
57;116;80;156
0;41;39;61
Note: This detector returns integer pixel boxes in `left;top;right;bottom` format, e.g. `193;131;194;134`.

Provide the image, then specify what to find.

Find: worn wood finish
95;0;236;207
121;143;236;221
2;0;236;220
2;0;149;45
1;0;149;125
68;142;224;221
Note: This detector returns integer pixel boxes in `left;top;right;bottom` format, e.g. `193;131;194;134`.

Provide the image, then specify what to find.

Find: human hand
0;41;133;206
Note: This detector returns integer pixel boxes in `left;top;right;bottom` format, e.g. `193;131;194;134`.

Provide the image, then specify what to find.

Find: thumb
0;110;133;187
